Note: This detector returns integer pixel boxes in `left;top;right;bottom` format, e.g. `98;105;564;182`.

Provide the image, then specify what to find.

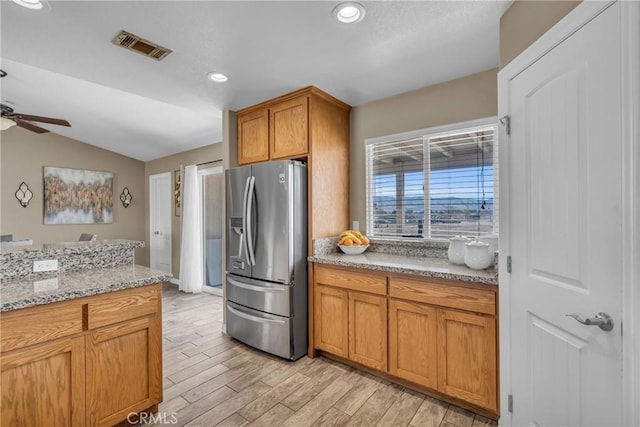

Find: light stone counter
0;264;172;312
309;237;498;285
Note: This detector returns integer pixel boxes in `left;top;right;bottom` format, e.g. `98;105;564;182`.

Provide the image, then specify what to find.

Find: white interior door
150;172;172;274
503;3;623;426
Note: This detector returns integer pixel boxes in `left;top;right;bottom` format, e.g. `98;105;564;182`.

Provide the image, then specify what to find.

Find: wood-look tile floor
153;283;498;427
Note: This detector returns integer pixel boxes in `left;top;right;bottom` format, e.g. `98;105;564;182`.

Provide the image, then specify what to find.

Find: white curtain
179;165;203;293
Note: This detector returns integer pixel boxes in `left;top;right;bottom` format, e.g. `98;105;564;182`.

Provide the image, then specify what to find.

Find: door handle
566;312;614;331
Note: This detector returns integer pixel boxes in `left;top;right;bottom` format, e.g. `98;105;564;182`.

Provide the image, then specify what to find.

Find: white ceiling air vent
112;30;172;61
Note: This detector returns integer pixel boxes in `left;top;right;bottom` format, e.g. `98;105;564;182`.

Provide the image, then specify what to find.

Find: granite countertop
1;239;143;257
0;264;172;312
309;237;498;285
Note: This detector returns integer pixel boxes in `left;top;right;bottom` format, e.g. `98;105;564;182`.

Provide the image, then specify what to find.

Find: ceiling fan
0;69;71;134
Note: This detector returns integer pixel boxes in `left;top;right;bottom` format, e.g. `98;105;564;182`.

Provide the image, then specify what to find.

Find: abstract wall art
44;167;113;224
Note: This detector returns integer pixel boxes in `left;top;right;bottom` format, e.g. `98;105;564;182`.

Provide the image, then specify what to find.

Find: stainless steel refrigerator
225;160;308;360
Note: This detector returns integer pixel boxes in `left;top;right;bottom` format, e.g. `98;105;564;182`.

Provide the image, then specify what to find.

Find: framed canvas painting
44;167;113;224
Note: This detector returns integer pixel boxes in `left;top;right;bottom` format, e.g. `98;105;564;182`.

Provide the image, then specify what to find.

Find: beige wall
349;68;498;229
500;0;581;68
0;127;145;259
144;143;223;277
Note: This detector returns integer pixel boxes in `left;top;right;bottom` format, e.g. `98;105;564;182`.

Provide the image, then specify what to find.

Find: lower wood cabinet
388;299;438;389
86;315;162;426
0;284;162;427
437;308;497;412
1;336;85;427
348;292;387;371
312;264;498;417
314;285;348;358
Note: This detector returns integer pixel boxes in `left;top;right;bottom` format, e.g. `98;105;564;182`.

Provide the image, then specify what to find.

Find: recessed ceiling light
12;0;43;10
207;72;228;83
332;2;366;24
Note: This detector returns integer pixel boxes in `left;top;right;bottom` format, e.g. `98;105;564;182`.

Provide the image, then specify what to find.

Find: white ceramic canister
448;236;472;265
478;234;498;265
464;240;493;270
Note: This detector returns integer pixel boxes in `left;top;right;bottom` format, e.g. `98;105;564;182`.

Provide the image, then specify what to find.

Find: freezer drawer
226;274;292;317
226;301;292;360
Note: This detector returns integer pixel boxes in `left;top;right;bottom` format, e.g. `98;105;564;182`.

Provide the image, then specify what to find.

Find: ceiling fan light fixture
1;117;17;131
333;2;365;24
12;0;44;10
207;72;228;83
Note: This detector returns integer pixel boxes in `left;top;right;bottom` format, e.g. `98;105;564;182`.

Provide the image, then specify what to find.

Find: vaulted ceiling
0;1;511;161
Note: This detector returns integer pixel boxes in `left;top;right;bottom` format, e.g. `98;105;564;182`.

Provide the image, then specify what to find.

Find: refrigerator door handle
241;176;251;265
246;175;256;266
228;276;286;293
227;304;286;325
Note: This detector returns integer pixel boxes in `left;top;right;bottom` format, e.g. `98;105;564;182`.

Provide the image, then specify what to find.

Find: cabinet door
389;299;437;389
270;96;308;159
86;315;162;427
348;292;387;371
1;336;85;427
238;108;269;165
314;285;349;357
437;309;497;412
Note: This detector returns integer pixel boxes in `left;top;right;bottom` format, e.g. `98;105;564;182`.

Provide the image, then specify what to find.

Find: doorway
149;172;172;274
199;166;224;296
498;1;639;425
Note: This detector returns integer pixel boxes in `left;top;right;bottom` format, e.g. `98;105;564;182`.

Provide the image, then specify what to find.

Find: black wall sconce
15;182;33;208
120;187;132;208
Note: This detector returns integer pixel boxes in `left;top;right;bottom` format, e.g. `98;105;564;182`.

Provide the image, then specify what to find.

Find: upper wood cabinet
270;96;309;160
237;86;351;245
238;108;270;165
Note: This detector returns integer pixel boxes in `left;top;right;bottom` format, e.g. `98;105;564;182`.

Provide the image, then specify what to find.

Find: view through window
366;120;498;240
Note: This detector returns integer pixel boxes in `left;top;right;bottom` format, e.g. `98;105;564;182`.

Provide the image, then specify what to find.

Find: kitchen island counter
1;264;172;312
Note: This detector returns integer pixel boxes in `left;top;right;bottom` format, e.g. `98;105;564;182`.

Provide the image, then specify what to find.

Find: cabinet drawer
1;300;83;353
389;276;495;315
315;265;387;295
87;285;160;330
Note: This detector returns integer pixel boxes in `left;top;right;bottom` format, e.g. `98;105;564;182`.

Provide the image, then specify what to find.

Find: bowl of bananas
338;230;370;255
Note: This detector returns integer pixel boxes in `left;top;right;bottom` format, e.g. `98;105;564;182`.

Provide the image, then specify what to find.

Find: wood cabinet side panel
388;299;438;389
309;94;350;241
1;336;85;427
315;264;387;295
437;308;498;412
348;292;387;371
0;300;84;353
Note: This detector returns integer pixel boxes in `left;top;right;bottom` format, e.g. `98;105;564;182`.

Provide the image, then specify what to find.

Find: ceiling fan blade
13;114;71;127
16;120;50;134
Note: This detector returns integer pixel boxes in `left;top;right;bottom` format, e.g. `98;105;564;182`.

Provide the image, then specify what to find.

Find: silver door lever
566;312;614;331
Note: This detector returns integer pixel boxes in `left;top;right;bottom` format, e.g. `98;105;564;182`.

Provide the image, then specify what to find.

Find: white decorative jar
464;240;493;270
448;236;471;265
478;234;499;265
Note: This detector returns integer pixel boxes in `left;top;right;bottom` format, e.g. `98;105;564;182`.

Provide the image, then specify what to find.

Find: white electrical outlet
33;278;59;292
352;220;360;231
33;259;58;272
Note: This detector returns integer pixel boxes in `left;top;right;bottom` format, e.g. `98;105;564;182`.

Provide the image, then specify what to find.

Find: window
366;118;498;240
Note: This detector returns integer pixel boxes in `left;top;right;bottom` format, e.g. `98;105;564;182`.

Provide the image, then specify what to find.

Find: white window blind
366;120;498;240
